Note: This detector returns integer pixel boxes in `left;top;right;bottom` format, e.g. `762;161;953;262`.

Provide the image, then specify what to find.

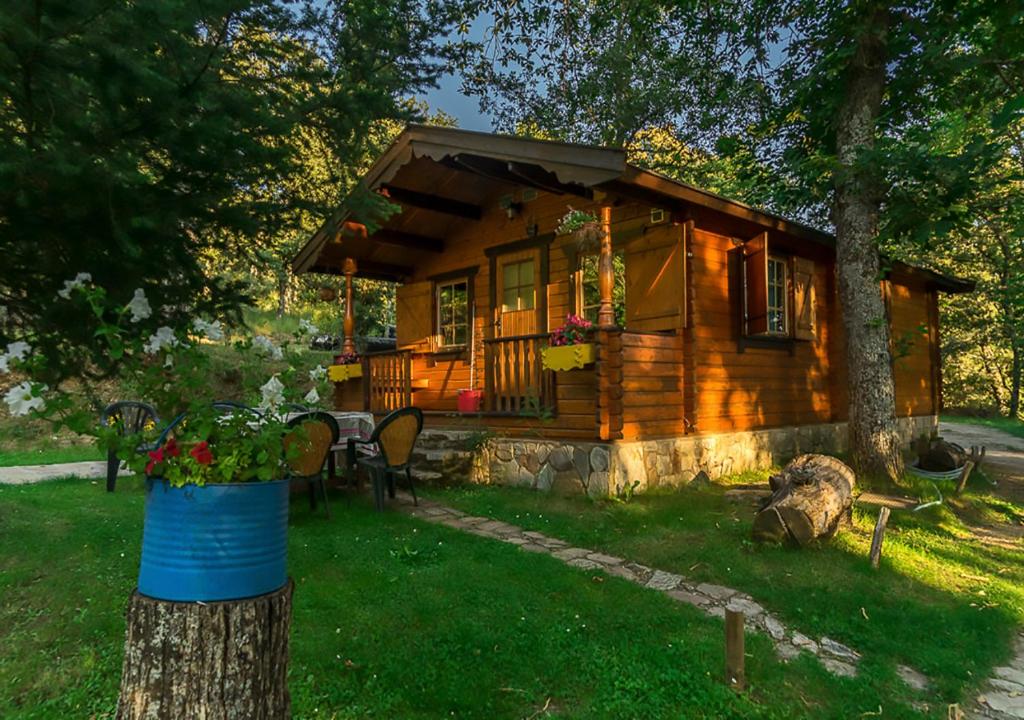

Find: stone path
397;493;924;684
0;460;123;485
972;631;1024;719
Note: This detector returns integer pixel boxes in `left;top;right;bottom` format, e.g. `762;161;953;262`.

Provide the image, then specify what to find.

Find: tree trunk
117;582;292;720
276;272;289;319
753;454;856;546
832;4;904;482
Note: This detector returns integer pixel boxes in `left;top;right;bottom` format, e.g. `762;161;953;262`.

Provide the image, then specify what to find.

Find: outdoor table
286;410;375;485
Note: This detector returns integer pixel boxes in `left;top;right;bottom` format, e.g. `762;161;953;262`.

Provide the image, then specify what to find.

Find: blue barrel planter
138;478;289;602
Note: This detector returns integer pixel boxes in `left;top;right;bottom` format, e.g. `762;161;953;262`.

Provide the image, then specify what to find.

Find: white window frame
766;256;789;335
436;279;469;348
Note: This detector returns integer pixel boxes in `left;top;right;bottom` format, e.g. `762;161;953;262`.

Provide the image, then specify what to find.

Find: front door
496;250;541;336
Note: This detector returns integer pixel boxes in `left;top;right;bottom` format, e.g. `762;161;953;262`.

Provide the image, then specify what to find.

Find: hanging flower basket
556;208;603;253
318;287;337;302
328;363;362;382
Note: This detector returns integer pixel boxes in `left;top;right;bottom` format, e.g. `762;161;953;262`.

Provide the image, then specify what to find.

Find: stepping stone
520;543;549;554
586;552;623;566
981;691;1024;718
897;664;931;692
667;589;708;608
995;667;1024;687
763;615;786;640
696;583;736;601
552;547;590;561
568;558;601;570
646;570;683;591
726;597;764;617
820;637;861;662
820;657;858;678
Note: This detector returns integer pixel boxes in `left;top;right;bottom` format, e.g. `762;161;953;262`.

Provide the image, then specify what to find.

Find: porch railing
483;333;554;414
363;349;412;413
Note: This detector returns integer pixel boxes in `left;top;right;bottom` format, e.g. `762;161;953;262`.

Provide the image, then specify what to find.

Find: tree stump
753;454;856;546
117;581;293;720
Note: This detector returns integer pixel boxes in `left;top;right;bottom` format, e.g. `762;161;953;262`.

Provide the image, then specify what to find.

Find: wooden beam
379;185;482;220
371;229;444;253
310;259;412;281
507;162;593;198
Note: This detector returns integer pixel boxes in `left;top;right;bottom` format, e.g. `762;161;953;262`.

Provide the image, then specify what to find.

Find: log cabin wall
345;182;940;440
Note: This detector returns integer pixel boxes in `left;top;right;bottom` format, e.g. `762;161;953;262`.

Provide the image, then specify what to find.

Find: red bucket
457;389;483;414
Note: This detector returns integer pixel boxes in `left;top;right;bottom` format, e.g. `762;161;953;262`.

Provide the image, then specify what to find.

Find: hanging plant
557;207;603;253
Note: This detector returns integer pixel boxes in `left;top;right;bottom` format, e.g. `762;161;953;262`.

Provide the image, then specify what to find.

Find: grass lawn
431;472;1024;707
0;479;951;719
0;418;102;467
942;413;1024;439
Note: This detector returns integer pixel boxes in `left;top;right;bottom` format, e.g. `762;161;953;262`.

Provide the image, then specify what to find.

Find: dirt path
939;422;1024;505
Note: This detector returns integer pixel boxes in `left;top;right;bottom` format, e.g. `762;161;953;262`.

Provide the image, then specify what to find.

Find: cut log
869;506;890;569
918;440;966;472
117;581;292;720
753;454;856;546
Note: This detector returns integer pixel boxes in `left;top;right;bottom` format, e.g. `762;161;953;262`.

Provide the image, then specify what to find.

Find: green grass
0;479;954;719
431;473;1024;705
942;413;1024;439
0;445;104;467
0;416;102;467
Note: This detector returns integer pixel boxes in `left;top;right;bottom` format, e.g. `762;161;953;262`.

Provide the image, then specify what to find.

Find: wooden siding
334;171;941;439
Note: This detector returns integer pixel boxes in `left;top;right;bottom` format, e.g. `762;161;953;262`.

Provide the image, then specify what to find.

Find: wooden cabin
293;125;972;494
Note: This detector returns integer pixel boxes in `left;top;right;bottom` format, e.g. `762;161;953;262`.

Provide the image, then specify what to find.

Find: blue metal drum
138;478;289;602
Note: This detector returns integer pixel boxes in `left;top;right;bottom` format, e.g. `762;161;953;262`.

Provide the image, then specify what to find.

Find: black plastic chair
285;412;340;518
100;401;160;492
348;407;424;511
212;400;263;418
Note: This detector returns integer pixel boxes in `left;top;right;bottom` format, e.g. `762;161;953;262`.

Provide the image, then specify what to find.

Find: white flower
143;326;178;355
4;381;46;416
298;319;319;335
0;355;7;374
192;318;224;341
57;272;92;299
304;388;320;405
253;335;283;360
308;365;327;382
127;288;152;323
6;341;31;361
260;375;285;409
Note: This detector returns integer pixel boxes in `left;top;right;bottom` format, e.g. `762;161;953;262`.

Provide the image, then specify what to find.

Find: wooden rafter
371;229;444;253
379;185;482;220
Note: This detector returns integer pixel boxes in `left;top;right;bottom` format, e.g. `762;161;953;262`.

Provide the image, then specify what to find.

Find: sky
421;73;491;131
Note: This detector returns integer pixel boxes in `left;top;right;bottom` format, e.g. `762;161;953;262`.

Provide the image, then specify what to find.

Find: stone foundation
412;415;937;498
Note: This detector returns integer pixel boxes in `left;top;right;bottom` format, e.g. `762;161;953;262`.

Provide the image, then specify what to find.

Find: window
766;257;788;334
436;280;469;347
577;253;626;326
501;260;535;311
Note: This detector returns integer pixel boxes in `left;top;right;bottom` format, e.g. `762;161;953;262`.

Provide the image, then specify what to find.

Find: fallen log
753;454;856;546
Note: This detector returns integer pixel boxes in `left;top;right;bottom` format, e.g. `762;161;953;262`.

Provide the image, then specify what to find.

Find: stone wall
411;415;938;498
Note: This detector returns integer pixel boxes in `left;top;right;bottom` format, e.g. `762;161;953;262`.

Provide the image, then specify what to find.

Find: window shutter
793;257;816;341
395;281;434;350
744;232;769;335
624;225;684;331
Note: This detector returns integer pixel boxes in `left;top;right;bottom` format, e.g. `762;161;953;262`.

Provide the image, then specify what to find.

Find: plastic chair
211;400;263;418
100;401;160;492
284;412;340;518
349;407;423;511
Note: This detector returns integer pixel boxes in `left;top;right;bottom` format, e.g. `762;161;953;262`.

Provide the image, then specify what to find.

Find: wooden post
117;582;293;719
597;205;615;328
869;506;890;569
342;257;357;354
725;608;746;690
954;460;975;496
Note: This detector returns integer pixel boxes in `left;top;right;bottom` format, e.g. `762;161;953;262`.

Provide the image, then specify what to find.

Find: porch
331;328;687;442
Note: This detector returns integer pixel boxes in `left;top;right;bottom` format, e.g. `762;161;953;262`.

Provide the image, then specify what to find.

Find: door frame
485;233;553;340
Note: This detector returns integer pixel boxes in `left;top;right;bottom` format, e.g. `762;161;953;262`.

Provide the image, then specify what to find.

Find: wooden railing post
597;205;615;328
596;327;623;441
361;355;371;412
342;257;357;355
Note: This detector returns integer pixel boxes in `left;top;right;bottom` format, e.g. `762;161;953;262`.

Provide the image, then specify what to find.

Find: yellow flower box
541;343;596;372
328;363;363;382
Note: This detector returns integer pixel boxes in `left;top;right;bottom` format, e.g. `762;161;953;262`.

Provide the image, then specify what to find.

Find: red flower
164;438;181;458
145;447;164;475
190;441;213;465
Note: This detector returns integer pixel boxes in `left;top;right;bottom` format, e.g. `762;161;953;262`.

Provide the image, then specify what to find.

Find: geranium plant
549;314;594;346
557;207;604;253
0;277;332;487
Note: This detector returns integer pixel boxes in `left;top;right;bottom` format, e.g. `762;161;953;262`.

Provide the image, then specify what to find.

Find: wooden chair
284;412;340;518
349;407;424;511
100;401;160;492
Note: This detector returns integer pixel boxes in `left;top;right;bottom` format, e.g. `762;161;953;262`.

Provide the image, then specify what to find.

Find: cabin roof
292;124;973;293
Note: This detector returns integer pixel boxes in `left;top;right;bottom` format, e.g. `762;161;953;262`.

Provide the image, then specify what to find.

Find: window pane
503;263;518;288
502;288;518;310
518;261;534;285
519;288;535;309
453;324;468;345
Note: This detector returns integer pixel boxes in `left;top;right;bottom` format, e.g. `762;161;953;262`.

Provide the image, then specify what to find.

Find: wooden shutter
744;232;769;335
395;281;434;350
624;225;684;331
793;257;816;341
